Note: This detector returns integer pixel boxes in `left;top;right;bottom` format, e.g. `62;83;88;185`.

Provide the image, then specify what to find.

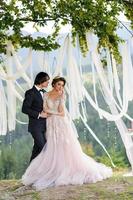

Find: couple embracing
22;72;112;190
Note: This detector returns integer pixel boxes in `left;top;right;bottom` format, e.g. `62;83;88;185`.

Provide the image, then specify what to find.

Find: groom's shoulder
25;87;35;95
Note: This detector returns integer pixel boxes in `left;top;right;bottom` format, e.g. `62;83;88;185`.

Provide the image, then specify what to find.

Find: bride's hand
58;89;65;99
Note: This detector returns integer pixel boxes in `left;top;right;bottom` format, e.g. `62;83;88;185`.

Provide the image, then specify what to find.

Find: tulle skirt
22;115;112;190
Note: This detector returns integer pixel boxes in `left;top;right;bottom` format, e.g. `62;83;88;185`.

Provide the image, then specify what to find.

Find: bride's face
54;81;64;93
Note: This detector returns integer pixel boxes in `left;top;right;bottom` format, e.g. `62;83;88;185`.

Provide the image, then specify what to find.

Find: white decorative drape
0;80;7;135
86;32;133;171
0;33;133;171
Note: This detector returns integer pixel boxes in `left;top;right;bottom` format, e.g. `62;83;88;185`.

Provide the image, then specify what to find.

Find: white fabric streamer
1;34;133;171
0;80;7;135
5;47;16;131
106;50;114;94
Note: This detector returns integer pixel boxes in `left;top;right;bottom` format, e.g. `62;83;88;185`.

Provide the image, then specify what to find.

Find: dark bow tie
39;89;45;93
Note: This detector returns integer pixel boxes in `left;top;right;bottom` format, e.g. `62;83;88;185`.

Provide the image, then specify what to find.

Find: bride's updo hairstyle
52;76;66;87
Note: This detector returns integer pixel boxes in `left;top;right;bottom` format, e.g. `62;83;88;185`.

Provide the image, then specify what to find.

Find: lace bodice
43;93;64;114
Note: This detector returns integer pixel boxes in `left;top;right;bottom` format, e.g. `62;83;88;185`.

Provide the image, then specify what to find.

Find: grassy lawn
0;171;133;200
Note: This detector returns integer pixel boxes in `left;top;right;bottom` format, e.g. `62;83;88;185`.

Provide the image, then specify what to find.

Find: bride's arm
43;97;54;115
43;102;65;116
43;93;52;114
57;96;65;117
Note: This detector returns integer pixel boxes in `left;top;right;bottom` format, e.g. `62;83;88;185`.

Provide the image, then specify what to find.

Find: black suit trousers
30;129;47;162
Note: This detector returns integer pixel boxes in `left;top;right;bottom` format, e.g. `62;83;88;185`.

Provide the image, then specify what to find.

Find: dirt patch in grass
0;173;133;200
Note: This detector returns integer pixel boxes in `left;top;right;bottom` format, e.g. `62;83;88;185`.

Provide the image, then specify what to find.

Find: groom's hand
39;111;48;118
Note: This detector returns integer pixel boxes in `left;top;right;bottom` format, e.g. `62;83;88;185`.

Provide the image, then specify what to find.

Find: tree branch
19;18;55;22
115;17;133;37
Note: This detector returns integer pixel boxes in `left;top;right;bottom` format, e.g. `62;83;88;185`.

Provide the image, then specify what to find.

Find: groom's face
41;80;49;88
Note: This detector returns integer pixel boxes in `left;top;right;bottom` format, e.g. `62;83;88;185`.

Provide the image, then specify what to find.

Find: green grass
0;172;133;200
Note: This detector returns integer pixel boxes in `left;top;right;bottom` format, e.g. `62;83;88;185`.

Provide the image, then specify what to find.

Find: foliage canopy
0;0;133;62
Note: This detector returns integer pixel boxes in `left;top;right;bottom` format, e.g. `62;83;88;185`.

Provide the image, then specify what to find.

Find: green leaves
0;0;132;63
123;0;133;29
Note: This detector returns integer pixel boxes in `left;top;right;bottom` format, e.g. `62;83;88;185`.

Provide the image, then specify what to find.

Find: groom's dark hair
34;72;50;85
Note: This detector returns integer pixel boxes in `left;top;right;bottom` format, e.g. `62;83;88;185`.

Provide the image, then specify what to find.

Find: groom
22;72;50;162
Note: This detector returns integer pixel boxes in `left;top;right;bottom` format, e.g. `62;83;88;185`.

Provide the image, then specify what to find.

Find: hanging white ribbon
111;55;122;107
106;50;114;94
5;47;16;131
0;80;7;135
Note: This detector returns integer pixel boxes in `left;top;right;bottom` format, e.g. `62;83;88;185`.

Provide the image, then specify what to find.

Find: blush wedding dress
22;93;112;190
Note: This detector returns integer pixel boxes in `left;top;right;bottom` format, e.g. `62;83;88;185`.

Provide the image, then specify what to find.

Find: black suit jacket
22;86;46;133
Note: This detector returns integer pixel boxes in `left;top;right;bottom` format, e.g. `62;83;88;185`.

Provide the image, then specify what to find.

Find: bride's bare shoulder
46;91;52;96
44;91;52;98
47;91;52;95
43;92;49;99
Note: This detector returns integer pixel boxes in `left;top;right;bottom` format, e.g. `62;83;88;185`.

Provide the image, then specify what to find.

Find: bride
22;76;112;190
